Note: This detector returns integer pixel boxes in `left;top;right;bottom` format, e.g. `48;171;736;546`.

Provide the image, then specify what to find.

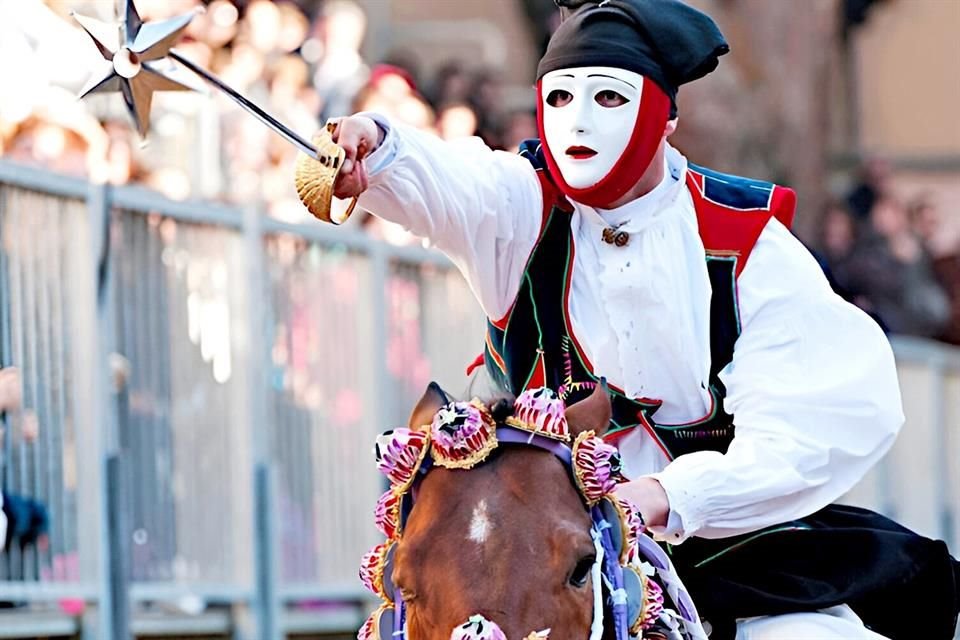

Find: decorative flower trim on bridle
357;602;394;640
359;541;395;602
431;400;499;469
450;615;509;640
601;496;645;566
636;568;665;635
374;489;402;540
360;387;708;640
374;427;430;494
505;387;570;440
572;430;624;506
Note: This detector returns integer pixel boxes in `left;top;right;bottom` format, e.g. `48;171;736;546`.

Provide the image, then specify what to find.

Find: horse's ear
565;384;612;438
408;381;451;430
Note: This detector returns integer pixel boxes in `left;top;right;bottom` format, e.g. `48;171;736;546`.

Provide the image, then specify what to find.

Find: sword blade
168;50;319;159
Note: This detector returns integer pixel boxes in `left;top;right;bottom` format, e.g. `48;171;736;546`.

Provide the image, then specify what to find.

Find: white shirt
357;116;904;542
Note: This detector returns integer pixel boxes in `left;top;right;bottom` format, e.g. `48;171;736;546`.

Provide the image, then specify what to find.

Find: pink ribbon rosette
572;430;624;506
374;427;430;493
359;541;393;600
507;387;570;441
357;610;376;640
616;496;646;565
639;575;665;632
374;489;402;540
357;603;393;640
430;401;498;469
450;615;508;640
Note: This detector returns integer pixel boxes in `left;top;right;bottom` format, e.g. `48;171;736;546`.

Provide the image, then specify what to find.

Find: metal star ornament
71;0;351;220
73;1;199;137
72;0;319;159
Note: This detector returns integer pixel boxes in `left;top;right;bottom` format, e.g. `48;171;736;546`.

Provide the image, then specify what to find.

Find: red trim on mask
536;78;671;209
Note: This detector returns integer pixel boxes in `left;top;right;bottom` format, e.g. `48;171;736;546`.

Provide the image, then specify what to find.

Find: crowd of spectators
819;159;960;344
0;0;537;226
1;0;959;344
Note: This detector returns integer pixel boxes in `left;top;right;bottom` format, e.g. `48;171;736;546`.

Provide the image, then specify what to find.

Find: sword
73;0;321;160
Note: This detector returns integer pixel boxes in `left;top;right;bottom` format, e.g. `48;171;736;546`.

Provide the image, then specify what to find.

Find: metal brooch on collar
602;227;630;247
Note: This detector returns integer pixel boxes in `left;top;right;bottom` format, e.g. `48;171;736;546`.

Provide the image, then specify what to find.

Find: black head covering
538;0;729;118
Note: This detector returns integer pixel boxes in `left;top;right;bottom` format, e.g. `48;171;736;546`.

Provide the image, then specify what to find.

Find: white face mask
541;66;644;190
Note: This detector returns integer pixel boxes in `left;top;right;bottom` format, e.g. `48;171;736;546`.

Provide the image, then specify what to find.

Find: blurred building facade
850;0;960;220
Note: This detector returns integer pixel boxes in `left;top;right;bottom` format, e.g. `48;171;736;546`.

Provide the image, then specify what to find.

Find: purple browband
495;426;574;465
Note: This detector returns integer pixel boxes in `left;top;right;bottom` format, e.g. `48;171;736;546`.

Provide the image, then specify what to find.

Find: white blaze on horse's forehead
468;499;492;545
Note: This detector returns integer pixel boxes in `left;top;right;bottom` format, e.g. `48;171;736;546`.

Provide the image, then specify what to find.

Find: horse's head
392;382;613;640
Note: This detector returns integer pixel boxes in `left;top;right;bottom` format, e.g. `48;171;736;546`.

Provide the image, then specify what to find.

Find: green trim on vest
484;205;739;459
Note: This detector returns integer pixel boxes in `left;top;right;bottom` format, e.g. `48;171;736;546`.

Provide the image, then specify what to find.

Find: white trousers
736;605;889;639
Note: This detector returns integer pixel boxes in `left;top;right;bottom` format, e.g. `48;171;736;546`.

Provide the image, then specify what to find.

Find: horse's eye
569;554;596;588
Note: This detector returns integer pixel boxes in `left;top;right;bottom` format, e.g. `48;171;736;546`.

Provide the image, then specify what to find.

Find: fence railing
0;159;957;638
0;159;486;638
845;336;960;552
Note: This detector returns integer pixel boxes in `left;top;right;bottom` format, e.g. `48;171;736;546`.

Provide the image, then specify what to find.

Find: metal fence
0;159;957;639
0;159;485;638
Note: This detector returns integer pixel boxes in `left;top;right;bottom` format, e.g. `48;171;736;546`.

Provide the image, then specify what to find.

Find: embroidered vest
483;141;796;460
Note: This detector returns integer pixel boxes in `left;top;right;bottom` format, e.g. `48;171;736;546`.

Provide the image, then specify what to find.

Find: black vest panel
484;206;738;460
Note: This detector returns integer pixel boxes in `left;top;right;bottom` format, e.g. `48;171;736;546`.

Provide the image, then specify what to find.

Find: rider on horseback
305;0;960;637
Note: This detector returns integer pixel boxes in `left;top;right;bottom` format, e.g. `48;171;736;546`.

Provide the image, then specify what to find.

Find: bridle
358;388;708;640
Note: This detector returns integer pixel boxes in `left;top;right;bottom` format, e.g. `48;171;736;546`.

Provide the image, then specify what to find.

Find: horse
396;383;609;639
358;382;706;640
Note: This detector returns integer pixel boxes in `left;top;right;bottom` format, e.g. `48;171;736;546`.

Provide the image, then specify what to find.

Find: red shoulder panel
686;171;797;278
771;184;797;230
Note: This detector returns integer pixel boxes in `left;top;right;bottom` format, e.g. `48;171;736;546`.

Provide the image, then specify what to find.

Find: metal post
243;202;280;640
930;361;952;544
88;181;130;640
0;185;11;484
105;454;130;639
368;244;391;440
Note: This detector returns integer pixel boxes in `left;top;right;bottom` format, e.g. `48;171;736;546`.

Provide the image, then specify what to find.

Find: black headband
538;0;729;118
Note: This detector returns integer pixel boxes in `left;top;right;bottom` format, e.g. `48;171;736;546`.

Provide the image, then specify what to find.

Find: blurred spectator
0;367;49;557
817;200;859;300
437;103;478;141
468;69;506;147
908;193;957;258
311;0;370;121
2;90;107;178
0;367;22;414
909;195;960;345
933;251;960;345
429;62;473;107
841;196;950;337
500;109;538;153
1;491;49;554
352;64;436;131
821;200;858;269
846;156;893;220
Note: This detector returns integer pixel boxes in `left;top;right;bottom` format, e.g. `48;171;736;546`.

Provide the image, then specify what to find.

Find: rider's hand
330;115;382;200
614;477;670;529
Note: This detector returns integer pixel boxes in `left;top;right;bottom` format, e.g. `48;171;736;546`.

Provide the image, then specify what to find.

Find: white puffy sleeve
356;114;544;320
652;218;904;542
